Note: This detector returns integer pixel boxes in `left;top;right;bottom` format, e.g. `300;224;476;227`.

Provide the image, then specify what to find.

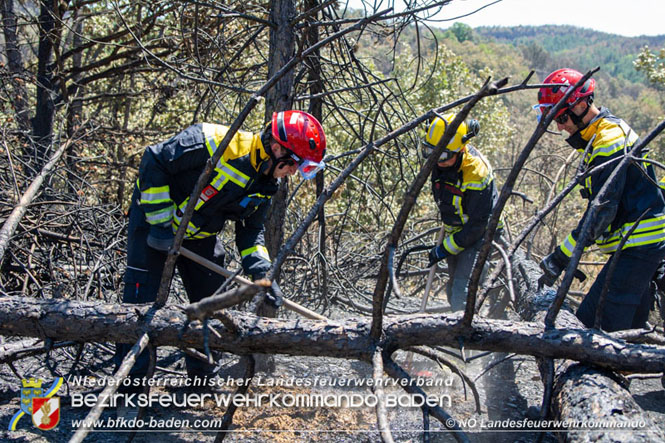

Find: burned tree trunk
32;0;62;164
2;295;665;373
264;0;296;262
0;0;31;134
552;364;659;442
512;250;664;441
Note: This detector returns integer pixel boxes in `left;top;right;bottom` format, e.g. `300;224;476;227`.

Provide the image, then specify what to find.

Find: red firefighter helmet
536;68;595;119
271;110;326;179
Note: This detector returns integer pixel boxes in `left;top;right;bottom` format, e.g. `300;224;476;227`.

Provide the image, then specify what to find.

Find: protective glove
538;249;568;289
428;244;449;268
265;280;284;309
573;269;587;283
146;225;174;252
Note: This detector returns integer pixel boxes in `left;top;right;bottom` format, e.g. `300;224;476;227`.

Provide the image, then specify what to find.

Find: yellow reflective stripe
205;135;218;157
452;195;468;225
587;124;638;163
202;131;249;188
630;215;665;234
195;173;226;211
171;216;213;239
588;141;627;163
140;185;171;204
460;176;491;191
173;198;201;237
560;233;577;258
443;235;464;255
599;215;665;243
193;161;250;210
596;216;665;248
189;230;215;239
241;245;271;261
217;159;249;187
444;225;462;235
597;230;665;254
145;204;174;225
210;170;230;190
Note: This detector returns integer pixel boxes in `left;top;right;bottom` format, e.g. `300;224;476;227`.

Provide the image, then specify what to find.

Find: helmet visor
532;104;552;122
420;140;455;163
290;154;325;179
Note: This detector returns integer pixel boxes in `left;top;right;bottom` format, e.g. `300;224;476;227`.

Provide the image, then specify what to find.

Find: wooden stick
180;247;328;321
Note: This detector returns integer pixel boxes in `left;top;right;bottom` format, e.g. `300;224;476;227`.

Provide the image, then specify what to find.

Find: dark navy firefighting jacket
135;123;277;278
431;145;499;256
557;108;665;258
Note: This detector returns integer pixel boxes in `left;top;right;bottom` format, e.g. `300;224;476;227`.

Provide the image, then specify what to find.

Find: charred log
512;250;664;441
1;295;665;374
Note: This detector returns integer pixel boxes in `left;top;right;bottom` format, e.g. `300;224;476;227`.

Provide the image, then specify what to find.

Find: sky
348;0;665;37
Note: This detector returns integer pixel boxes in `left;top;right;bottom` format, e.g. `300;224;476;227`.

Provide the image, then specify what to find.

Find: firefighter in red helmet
115;110;326;386
535;68;665;332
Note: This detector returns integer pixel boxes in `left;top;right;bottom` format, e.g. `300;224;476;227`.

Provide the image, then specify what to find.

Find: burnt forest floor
1;293;664;443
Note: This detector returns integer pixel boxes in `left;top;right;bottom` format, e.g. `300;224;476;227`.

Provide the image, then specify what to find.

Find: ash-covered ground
1;295;664;442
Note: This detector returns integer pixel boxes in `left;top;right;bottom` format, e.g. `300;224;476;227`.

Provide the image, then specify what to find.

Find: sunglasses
421;140;456;163
554;113;569;124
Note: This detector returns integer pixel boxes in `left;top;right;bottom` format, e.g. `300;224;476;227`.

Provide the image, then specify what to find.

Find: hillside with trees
475;25;665;83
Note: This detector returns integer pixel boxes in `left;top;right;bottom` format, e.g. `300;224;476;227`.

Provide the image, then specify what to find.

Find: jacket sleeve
235;200;272;279
136;124;209;227
442;185;493;256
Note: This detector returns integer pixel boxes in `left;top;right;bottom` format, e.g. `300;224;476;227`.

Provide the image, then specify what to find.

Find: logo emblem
20;378;43;415
9;377;63;431
32;397;60;430
200;185;218;202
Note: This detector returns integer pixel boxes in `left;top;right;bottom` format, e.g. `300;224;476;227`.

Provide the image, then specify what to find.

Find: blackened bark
0;0;31;134
2;295;665;373
306;0;328;300
512;250;663;441
264;0;296;267
32;0;62;166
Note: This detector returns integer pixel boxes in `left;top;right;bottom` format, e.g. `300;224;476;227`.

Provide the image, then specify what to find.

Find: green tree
445;22;474;43
634;45;665;88
520;41;550;70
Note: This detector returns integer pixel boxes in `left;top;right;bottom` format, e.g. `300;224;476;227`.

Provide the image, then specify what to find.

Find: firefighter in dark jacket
535;68;665;332
424;113;499;311
116;110;326;383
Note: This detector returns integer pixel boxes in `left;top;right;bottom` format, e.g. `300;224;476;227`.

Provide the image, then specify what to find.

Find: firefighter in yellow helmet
422;113;499;311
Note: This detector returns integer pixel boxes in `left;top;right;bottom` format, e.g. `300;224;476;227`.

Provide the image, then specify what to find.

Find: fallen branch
0;138;73;263
2;295;665;373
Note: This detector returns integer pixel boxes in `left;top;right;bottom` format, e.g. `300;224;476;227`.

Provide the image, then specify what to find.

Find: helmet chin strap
567;97;592;131
261;124;289;178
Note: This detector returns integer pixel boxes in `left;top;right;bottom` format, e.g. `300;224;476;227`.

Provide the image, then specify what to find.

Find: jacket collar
252;134;273;176
565;107;611;151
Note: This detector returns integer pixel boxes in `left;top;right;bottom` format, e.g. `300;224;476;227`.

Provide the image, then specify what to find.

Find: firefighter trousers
576;241;665;332
445;236;488;312
114;191;227;388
